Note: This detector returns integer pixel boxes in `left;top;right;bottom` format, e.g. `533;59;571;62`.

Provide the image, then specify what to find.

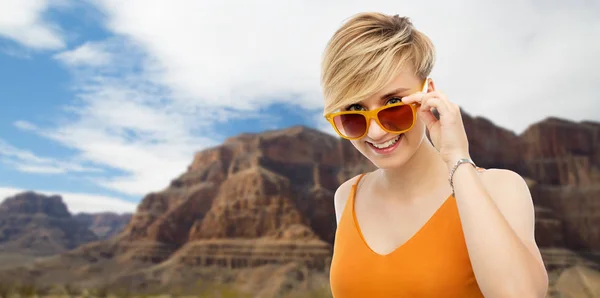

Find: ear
427;78;436;92
426;78;440;120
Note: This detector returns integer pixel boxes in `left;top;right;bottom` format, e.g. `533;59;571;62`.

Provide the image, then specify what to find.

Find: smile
368;135;401;148
366;134;403;154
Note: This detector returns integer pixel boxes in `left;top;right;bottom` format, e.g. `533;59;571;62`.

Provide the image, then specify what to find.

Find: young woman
321;12;548;297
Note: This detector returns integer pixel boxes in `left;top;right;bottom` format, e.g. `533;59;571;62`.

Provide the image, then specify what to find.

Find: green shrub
15;283;37;298
114;286;132;298
89;285;109;298
0;282;12;298
194;282;250;298
63;283;82;298
284;286;333;298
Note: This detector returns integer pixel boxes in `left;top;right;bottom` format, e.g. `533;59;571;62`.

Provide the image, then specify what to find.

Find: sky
0;0;598;214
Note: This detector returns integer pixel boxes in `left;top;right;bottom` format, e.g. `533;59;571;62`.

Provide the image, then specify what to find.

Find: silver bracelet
449;158;476;197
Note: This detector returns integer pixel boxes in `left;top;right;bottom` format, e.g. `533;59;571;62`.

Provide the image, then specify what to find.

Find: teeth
371;135;401;149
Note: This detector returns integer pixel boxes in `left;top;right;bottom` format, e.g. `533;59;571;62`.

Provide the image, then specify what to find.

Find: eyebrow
380;87;410;100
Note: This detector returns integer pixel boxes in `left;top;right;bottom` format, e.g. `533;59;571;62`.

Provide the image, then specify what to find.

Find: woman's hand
402;90;470;169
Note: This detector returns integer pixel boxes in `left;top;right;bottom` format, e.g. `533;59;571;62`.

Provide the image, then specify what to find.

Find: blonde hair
321;12;436;115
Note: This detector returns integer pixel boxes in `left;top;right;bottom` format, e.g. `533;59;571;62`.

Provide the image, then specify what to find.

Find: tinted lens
333;114;367;138
378;105;414;131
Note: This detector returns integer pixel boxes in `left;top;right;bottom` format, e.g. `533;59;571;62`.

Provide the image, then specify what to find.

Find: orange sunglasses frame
324;78;429;140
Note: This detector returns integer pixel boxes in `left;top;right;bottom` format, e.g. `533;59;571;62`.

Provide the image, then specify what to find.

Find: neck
377;137;450;201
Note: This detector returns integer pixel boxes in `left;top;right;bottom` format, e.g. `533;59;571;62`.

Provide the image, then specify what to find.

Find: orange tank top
329;174;485;297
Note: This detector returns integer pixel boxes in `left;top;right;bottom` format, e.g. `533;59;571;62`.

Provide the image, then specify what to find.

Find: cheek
405;120;426;140
409;120;426;134
350;139;371;155
350;139;364;150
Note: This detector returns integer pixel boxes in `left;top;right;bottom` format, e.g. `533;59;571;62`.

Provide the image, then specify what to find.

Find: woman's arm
451;164;548;298
401;88;549;297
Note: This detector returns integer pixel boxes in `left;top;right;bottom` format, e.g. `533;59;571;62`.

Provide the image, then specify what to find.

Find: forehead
375;71;423;96
359;72;424;104
327;66;425;113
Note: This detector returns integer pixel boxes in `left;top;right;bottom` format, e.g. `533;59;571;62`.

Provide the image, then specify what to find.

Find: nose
365;118;387;141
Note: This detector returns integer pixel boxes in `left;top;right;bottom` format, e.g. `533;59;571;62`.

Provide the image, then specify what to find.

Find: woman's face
347;70;433;170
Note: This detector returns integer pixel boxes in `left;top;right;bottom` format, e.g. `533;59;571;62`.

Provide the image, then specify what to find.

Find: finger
415;94;440;127
421;97;453;123
428;93;464;124
428;91;461;113
420;93;451;114
402;90;449;106
417;104;438;129
401;92;427;105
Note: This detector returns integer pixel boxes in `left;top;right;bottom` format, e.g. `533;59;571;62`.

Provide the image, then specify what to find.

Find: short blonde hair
321;12;436;115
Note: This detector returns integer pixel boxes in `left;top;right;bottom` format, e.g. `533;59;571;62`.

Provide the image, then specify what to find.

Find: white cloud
13;120;37;131
9;0;600;200
0;138;102;174
54;42;111;66
41;36;272;196
14;165;67;174
32;45;222;195
0;0;65;49
1;46;33;60
86;0;599;134
34;83;219;195
0;187;136;214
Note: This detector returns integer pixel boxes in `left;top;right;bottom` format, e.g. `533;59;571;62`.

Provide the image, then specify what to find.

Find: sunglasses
325;78;429;140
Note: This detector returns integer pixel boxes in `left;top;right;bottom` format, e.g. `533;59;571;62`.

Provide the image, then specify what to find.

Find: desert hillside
74;212;132;240
0;113;599;297
0;192;99;269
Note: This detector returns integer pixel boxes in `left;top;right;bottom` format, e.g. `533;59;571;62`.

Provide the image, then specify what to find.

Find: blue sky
0;0;598;213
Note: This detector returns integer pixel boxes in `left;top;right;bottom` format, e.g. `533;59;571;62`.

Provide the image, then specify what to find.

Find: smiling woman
321;12;549;298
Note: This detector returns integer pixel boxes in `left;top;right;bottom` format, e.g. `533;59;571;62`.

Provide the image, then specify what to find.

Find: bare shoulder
478;168;536;236
333;174;364;225
478;168;532;201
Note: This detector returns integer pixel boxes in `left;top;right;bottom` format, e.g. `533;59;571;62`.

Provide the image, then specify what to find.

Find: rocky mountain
523;119;600;251
75;212;132;240
0;114;598;297
0;192;98;257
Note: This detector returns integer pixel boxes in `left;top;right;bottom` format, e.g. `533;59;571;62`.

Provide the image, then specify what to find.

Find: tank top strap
352;173;368;191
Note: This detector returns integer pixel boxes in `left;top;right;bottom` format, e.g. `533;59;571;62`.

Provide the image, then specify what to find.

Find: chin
353;131;424;170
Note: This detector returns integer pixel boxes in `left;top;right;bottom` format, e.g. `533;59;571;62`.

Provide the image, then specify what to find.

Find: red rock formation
534;205;565;248
1;115;599;297
0;192;98;256
521;118;600;186
536;186;600;251
520;118;600;253
74;212;132;239
461;110;526;173
120;126;361;251
190;167;304;239
121;183;218;245
0;191;71;218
